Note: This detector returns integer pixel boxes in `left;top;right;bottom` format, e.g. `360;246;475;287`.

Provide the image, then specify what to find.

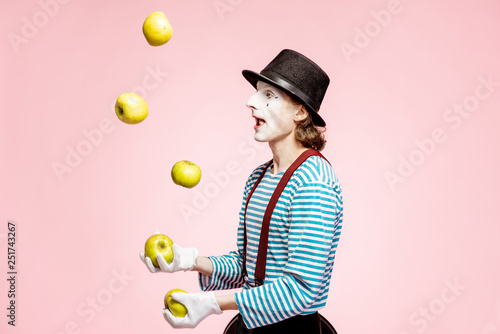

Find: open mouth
253;116;266;129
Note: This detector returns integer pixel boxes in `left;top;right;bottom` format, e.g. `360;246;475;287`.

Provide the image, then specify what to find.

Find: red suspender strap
242;149;331;286
241;159;273;279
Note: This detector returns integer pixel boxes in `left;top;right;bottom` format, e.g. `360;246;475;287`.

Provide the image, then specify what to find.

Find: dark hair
294;112;327;151
289;97;327;151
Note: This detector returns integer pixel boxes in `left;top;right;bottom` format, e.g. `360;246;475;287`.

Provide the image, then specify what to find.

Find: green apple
171;160;202;188
164;289;188;317
144;234;174;267
115;92;148;124
143;11;173;46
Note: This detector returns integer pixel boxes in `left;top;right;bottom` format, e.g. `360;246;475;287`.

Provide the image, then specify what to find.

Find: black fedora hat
242;49;330;127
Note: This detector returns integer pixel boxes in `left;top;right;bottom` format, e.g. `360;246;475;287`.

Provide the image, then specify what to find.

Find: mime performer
140;49;344;334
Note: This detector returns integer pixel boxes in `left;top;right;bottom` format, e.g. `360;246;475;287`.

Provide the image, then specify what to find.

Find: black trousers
235;312;321;334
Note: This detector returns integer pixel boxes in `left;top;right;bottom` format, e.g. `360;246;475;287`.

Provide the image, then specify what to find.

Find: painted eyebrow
266;89;279;98
255;84;279;97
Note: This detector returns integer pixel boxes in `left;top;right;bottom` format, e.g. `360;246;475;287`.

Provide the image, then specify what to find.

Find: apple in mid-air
115;92;148;124
144;234;174;267
143;11;173;46
171;161;202;188
164;289;188;317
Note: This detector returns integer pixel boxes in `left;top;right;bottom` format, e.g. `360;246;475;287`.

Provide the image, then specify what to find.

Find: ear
293;105;308;122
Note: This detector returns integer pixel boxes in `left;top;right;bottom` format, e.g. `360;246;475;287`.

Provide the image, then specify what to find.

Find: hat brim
242;70;326;127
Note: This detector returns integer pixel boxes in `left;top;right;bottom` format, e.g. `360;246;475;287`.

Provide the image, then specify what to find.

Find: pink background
1;0;500;333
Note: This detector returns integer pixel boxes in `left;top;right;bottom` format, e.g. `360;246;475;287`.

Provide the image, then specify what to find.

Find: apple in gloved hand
164;289;188;317
115;92;148;124
143;11;173;46
144;234;174;267
171;160;202;188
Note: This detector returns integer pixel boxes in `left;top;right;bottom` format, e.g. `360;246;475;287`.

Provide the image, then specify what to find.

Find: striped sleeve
234;180;343;329
198;250;245;291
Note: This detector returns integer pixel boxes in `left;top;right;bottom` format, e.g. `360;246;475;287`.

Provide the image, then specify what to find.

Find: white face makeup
246;81;298;143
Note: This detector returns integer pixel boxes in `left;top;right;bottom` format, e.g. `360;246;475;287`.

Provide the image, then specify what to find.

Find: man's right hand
139;232;199;273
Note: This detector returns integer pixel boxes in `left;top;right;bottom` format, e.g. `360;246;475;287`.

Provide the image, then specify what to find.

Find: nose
246;91;258;110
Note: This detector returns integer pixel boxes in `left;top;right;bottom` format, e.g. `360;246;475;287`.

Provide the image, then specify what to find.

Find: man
140;49;343;333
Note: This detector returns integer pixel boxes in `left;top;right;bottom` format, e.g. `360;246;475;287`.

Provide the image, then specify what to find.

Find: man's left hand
162;291;222;328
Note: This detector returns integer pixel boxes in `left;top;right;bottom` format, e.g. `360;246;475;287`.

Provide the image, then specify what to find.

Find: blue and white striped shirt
199;155;343;329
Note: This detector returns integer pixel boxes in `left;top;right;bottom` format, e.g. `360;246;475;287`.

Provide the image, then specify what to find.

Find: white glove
139;232;198;273
162;291;222;328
